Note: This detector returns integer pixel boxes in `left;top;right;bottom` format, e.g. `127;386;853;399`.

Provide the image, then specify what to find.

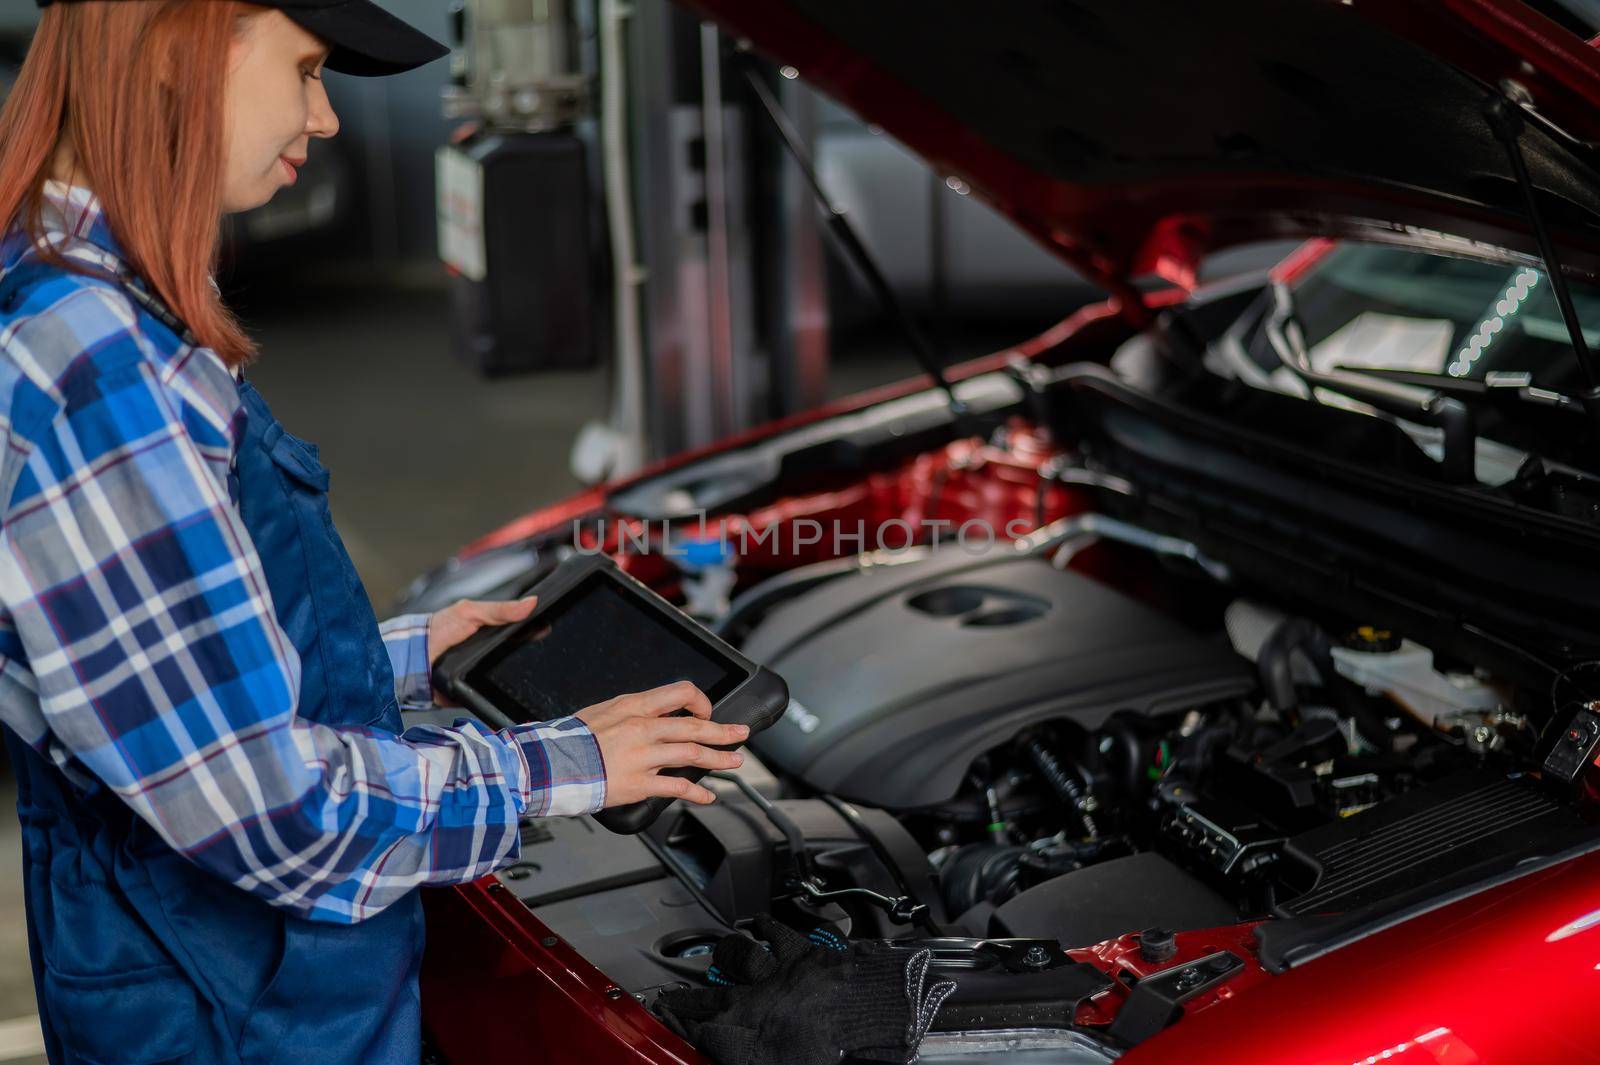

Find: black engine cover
741;552;1252;808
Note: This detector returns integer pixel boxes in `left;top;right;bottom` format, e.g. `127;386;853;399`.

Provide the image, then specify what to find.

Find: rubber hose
1022;736;1100;840
1098;712;1146;798
939;843;1025;916
1256;617;1315;715
1258;617;1392;752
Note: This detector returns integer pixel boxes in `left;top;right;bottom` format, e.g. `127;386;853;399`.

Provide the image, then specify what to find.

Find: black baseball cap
34;0;450;77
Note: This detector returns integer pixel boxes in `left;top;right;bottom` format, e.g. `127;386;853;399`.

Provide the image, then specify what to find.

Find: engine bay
475;523;1599;1049
414;354;1600;1054
492;540;1593;972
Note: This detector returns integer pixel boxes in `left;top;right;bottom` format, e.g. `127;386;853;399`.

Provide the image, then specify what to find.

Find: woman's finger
650;717;749;747
468;595;537;625
628;681;714;719
650;774;717;805
647;743;744;771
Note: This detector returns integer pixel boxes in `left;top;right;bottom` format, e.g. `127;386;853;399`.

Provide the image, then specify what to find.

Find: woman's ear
150;11;253;90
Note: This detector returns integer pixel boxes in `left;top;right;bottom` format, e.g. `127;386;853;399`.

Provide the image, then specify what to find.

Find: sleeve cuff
379;613;434;708
511;715;607;817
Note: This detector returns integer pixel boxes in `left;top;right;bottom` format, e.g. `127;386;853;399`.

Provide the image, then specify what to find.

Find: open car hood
683;0;1600;308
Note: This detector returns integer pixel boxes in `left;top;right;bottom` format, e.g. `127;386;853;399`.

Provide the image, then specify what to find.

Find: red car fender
1122;849;1600;1064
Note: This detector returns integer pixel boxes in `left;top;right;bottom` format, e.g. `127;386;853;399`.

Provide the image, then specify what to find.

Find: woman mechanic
0;2;748;1062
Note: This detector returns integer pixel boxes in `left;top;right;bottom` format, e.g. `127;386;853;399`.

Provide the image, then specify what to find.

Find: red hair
0;0;256;365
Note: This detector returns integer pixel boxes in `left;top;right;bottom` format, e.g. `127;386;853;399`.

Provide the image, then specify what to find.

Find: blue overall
7;377;425;1063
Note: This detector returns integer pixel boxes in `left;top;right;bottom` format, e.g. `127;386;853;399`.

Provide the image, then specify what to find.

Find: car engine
480;533;1596;1018
738;551;1253;809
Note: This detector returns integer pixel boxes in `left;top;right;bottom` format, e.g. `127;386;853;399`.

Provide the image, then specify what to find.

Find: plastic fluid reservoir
670;536;737;619
1330;634;1499;723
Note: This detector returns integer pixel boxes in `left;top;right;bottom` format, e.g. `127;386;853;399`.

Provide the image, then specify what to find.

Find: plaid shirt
0;184;605;923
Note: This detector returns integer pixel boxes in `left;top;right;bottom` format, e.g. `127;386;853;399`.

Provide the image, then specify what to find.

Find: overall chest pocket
258;424;397;729
262;423;362;615
263;424;330;493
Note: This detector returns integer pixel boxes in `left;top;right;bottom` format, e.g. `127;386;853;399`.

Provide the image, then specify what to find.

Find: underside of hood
683;0;1600;306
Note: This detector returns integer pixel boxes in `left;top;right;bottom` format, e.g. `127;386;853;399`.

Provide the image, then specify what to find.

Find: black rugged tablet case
432;553;788;833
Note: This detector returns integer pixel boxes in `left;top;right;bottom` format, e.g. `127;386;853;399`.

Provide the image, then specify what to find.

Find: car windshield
1285;242;1600;393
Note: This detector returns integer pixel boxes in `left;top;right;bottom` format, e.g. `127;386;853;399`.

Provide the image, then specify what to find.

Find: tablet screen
468;573;748;721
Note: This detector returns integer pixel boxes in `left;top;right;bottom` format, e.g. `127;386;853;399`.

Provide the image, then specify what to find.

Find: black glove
654;916;956;1065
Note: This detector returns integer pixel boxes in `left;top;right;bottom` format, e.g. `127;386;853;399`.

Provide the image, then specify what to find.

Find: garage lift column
621;0;830;463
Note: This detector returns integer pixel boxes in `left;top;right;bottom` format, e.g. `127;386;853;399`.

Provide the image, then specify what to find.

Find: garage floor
0;273;957;1060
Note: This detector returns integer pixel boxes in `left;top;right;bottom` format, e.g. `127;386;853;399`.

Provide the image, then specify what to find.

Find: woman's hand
427;596;539;704
577;681;747;807
425;602;746;804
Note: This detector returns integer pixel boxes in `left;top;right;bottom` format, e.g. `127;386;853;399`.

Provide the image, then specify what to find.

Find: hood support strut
736;56;972;433
1485;86;1600;434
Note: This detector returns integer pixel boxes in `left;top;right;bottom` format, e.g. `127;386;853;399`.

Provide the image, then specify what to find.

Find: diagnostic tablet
432;553;789;834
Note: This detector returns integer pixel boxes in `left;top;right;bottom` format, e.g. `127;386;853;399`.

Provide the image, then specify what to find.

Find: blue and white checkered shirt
0;184;605;923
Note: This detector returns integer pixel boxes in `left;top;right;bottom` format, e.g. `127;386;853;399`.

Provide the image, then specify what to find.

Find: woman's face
222;11;339;213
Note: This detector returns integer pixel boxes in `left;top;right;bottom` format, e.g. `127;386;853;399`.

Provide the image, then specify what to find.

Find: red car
411;2;1600;1061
